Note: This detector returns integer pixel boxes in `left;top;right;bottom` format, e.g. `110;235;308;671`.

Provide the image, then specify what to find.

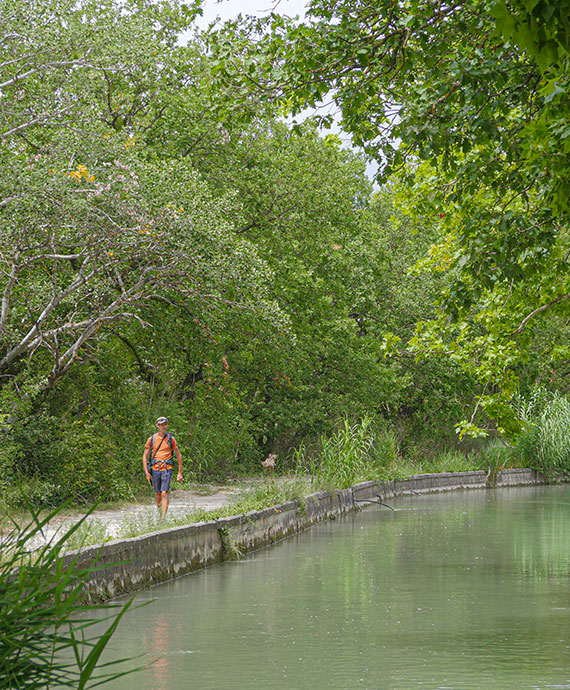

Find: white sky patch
197;0;306;26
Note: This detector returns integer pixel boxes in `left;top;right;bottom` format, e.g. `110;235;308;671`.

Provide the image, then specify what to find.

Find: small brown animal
261;453;277;470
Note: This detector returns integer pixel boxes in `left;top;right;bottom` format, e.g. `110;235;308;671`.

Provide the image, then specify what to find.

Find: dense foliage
1;0;569;509
210;0;570;436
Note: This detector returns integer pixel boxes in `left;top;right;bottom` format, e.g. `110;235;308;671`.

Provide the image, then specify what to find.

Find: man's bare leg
161;491;169;517
155;492;162;512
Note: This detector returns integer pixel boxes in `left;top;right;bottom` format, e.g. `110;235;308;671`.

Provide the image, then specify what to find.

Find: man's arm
143;446;151;484
175;446;183;483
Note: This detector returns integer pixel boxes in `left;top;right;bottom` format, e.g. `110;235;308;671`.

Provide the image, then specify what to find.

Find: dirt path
35;486;240;545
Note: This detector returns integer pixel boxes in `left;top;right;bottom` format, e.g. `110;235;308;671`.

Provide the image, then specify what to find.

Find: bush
0;476;66;511
54;423;131;503
186;387;263;478
6;402;135;506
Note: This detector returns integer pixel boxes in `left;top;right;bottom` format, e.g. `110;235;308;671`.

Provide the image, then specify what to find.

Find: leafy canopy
211;0;570;434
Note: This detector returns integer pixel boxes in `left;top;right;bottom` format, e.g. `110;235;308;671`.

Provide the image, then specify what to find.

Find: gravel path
33;487;239;546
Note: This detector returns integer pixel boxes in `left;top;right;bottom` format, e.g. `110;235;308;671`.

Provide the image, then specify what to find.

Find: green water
95;485;570;689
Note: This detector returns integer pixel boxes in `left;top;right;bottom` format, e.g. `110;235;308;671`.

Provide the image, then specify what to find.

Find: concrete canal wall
66;468;558;600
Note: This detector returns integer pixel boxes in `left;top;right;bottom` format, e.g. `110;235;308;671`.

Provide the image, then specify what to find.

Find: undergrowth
21;412;558;552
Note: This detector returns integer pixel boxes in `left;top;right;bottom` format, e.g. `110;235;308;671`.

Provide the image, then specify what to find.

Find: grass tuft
513;391;570;478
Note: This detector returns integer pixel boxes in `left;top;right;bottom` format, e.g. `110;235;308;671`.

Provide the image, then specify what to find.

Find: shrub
0;476;66;511
55;423;131;504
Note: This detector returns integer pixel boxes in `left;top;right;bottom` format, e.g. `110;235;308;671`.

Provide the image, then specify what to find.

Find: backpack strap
148;432;174;471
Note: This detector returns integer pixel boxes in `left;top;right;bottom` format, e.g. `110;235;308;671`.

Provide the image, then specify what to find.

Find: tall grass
418;450;478;474
231;478;310;513
474;441;515;484
0;505;136;688
513;391;570;478
294;417;397;489
62;517;110;550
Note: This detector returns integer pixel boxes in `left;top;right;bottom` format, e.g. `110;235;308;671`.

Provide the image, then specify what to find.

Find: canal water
92;485;570;689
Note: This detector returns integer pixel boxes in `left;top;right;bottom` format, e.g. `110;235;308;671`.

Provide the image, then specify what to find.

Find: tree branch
0;251;20;335
1;106;74;140
0;54;93;90
509;294;570;337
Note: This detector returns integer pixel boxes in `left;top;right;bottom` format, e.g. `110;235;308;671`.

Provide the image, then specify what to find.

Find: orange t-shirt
146;433;178;471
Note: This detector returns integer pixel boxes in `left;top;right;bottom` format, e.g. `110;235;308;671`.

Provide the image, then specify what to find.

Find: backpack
148;432;174;471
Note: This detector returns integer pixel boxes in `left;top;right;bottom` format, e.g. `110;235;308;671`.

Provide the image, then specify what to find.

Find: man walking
143;417;183;517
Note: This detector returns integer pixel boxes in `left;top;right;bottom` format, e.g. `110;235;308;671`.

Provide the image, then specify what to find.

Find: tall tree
211;0;570;434
0;0;279;395
0;0;290;492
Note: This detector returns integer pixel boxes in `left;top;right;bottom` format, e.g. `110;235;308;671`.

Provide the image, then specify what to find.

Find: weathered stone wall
65;468;559;600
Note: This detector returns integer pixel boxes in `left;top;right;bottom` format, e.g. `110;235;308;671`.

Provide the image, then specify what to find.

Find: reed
294;417;396;489
0;505;136;688
514;392;570;478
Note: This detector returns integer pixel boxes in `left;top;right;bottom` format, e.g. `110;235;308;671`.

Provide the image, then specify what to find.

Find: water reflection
148;614;172;690
91;485;570;689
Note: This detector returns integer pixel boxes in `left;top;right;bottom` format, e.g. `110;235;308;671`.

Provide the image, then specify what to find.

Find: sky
198;0;306;25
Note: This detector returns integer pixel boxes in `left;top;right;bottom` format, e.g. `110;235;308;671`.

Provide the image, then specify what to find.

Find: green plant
473;441;515;485
370;429;399;472
63;518;110;551
514;392;570;479
234;478;310;512
512;386;551;425
0;504;137;689
217;525;243;559
294;417;391;489
292;442;320;480
427;450;478;474
56;424;131;504
0;475;66;511
117;509;164;540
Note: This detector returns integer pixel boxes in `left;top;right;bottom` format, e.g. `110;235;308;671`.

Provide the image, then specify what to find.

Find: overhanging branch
509;293;570;336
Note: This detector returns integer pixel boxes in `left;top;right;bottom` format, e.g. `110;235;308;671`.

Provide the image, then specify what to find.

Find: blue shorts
152;468;172;493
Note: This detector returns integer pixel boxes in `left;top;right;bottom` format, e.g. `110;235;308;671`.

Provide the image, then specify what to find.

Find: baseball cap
156;416;168;424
